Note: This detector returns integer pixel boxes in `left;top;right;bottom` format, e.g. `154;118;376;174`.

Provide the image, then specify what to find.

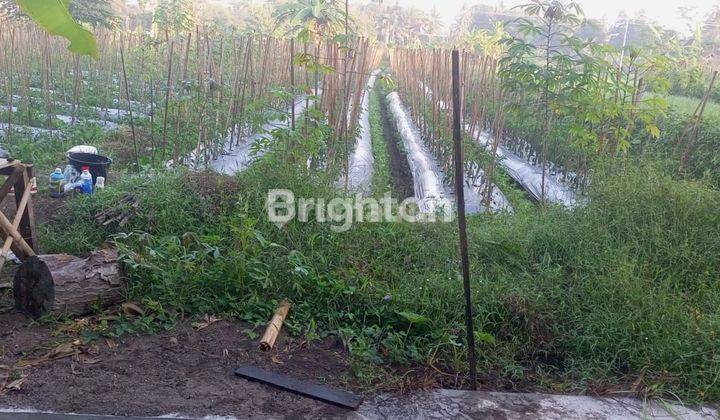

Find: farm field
1;0;719;418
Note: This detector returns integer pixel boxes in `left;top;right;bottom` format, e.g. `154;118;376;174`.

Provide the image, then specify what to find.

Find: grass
646;94;720;188
34;154;720;404
368;89;393;197
665;94;720;118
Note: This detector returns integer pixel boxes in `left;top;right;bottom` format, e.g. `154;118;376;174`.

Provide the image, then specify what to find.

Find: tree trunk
13;249;125;318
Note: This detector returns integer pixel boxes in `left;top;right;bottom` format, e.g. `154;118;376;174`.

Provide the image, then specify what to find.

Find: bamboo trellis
1;22;379;174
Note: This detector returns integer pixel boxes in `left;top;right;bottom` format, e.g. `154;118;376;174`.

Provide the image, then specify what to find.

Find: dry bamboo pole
181;31;192;84
257;37;271;101
290;38;296;131
347;39;369;139
227;36;242;149
678;69;718;172
42;34;53;135
193;26;209;166
119;34;140;170
314;42;320;111
4;27;15;141
237;37;253;144
303;41;310;140
259;300;291;351
483;92;506;212
19;30;31;128
161;36;175;162
70;54;81;125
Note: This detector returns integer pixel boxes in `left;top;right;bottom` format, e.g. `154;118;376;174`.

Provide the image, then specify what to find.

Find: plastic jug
50;168;65;198
80;166;93;194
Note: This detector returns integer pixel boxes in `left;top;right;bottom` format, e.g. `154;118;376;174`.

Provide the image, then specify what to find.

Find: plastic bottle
63;164;79;184
50;168;65;198
95;176;105;190
80;166;93;195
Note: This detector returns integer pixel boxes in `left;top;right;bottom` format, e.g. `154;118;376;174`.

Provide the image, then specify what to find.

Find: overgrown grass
665;95;720;118
40;157;720;404
368;89;393;197
644;94;720;188
4;123;111;173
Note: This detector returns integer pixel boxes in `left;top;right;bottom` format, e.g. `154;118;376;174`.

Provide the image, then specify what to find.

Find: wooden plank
234;365;362;410
0;211;34;259
0;161;20;177
0;167;32;260
0;229;23;263
14;166;37;252
0;165;22;201
0;180;33;271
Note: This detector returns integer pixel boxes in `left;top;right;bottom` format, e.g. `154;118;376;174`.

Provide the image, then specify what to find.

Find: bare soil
0;310;358;418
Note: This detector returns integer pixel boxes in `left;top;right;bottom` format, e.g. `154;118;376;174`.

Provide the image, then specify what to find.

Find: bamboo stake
119;35;140;170
259;300;291;351
161;36;175;162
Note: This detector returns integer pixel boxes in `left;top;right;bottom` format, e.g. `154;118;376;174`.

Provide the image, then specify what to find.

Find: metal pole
451;49;477;390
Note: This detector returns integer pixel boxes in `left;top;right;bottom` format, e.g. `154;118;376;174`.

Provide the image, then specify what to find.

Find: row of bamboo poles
0;22;379;174
389;47;507;209
323;38;380;175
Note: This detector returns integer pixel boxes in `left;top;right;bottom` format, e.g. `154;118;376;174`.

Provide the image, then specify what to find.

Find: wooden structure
0;160;125;318
0;160;37;272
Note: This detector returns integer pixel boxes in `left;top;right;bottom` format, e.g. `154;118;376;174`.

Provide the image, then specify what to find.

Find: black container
68;152;112;185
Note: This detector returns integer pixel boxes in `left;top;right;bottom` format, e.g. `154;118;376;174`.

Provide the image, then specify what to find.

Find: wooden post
0;162;38;270
452;50;477;390
13;165;37;253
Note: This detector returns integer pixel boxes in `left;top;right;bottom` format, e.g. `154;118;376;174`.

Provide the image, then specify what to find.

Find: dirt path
378;93;414;200
0;311;356;418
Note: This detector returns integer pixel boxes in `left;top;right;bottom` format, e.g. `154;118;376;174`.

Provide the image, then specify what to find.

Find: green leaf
647;125;661;139
474;331;496;345
18;0;98;58
396;311;431;325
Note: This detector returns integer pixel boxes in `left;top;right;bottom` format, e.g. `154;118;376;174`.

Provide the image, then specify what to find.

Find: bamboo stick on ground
259;300;291;351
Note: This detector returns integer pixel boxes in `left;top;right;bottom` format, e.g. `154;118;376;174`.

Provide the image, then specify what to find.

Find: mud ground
0;311;356;418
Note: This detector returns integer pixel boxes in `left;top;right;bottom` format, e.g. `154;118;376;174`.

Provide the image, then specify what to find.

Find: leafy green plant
18;0;98;58
153;0;196;34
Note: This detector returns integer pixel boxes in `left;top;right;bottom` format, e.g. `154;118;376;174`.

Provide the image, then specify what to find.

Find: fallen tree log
13;249;125;318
